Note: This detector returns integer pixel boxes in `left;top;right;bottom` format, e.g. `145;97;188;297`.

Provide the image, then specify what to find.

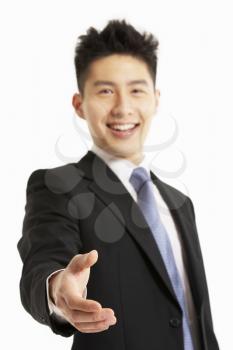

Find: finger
67;250;98;274
57;298;115;330
78;327;110;333
64;293;102;313
74;317;117;332
69;308;115;323
55;297;101;324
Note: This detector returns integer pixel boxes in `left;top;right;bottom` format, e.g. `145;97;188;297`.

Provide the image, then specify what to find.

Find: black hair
74;19;159;96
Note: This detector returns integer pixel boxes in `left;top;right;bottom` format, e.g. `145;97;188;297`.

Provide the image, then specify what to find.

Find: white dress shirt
46;144;201;349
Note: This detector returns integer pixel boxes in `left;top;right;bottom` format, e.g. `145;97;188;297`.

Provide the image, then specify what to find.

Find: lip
106;123;140;139
106;122;139;125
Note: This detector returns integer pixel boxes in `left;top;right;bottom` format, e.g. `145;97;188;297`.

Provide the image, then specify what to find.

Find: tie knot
129;167;151;193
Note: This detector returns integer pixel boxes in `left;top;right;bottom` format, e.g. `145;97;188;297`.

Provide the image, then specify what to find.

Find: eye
132;89;145;94
98;89;113;94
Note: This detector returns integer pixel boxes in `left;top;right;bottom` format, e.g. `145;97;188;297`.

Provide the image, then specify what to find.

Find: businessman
18;19;219;350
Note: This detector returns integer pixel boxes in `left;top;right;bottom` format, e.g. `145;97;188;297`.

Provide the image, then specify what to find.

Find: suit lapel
151;172;205;312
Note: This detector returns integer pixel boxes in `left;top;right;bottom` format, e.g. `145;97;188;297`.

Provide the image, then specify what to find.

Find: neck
92;144;144;165
123;152;144;165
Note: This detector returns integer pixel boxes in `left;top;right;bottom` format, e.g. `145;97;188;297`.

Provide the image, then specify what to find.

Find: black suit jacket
18;150;219;350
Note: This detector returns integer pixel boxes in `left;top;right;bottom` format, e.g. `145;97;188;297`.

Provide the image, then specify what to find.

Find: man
18;19;219;350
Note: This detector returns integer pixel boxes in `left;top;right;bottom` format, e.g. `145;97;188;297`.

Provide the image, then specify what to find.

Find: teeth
108;123;136;131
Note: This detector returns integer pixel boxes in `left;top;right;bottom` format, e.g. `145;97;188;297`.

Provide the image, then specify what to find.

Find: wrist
49;270;63;305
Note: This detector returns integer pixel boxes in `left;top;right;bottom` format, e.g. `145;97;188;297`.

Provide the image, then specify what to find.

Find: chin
115;149;139;159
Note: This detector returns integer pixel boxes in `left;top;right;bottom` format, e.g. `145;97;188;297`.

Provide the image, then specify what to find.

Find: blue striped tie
129;166;194;350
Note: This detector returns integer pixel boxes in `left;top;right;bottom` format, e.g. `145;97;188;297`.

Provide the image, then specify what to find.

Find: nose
111;92;133;118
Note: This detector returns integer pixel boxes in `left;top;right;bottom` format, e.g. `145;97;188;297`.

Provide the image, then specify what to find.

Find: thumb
67;250;98;274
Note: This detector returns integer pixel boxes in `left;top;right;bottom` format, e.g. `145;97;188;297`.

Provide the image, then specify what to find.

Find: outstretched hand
49;250;117;333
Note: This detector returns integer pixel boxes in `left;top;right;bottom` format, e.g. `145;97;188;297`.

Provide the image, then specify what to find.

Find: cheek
140;100;156;116
88;98;111;117
141;115;154;136
86;112;108;138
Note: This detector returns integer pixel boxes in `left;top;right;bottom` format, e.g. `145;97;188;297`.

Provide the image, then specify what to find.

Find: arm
17;169;81;336
18;169;116;336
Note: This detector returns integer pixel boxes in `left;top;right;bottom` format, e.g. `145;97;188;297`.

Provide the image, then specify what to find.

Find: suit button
169;318;181;328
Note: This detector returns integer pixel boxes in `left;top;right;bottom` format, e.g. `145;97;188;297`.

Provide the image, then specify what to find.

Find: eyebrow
93;79;149;87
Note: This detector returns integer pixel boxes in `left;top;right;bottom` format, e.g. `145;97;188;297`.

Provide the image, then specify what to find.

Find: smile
106;123;140;138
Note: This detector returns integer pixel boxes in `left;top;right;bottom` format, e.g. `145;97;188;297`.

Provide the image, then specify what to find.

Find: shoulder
26;162;82;196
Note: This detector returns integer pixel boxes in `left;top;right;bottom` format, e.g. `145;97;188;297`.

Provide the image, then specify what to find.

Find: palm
73;266;90;296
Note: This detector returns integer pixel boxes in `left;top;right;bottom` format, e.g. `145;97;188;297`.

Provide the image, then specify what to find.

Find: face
72;54;160;165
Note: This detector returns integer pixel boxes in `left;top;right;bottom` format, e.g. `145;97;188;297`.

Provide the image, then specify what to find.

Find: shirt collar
90;143;152;183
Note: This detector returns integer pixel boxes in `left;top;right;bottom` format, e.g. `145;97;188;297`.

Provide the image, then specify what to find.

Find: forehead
86;54;153;85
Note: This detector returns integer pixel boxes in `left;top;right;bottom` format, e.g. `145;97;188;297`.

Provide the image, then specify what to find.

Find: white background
1;0;232;349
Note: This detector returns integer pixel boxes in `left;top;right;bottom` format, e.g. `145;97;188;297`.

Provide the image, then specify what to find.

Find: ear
154;89;160;114
72;93;85;119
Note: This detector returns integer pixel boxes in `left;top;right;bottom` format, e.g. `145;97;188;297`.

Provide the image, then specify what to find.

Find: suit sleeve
17;169;82;337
